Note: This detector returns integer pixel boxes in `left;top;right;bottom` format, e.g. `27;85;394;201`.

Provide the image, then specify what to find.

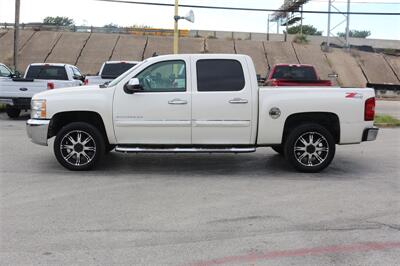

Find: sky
0;0;399;40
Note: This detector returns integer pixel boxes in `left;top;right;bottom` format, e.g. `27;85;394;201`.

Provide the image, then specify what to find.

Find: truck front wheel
6;106;21;119
284;124;335;173
54;122;105;171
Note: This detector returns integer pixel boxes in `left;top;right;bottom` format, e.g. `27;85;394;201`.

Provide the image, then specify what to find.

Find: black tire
6;106;21;119
271;145;284;155
54;122;105;171
284;123;335;173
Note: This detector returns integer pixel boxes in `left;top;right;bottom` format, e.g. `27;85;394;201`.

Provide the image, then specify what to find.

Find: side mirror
124;78;143;94
11;70;21;78
328;73;339;79
73;75;86;82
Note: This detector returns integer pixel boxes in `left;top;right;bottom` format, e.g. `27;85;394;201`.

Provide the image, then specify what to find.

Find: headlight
31;99;46;119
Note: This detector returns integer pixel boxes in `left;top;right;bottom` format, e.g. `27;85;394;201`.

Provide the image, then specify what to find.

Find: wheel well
48;111;108;143
283;112;340;143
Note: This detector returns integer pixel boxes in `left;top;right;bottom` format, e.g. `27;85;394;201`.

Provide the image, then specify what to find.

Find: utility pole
345;0;351;48
327;0;331;48
267;14;270;41
13;0;20;71
173;0;179;54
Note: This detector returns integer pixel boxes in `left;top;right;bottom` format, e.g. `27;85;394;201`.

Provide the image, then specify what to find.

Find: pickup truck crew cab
0;63;84;118
26;54;378;172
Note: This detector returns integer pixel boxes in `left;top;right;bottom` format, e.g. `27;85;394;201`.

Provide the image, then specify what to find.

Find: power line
93;0;400;15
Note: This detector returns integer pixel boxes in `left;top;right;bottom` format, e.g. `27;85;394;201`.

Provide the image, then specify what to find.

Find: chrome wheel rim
294;131;329;167
60;130;96;166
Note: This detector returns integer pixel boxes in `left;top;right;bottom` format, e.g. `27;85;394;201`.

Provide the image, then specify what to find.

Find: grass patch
374;114;400;127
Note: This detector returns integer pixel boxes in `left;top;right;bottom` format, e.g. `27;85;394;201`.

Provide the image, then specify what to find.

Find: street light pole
173;0;179;54
13;0;20;71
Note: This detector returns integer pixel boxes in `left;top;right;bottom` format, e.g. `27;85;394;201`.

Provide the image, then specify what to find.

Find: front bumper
26;119;50;146
362;127;379;141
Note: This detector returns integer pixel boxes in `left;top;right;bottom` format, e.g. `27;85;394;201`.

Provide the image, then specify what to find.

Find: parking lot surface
1;113;399;265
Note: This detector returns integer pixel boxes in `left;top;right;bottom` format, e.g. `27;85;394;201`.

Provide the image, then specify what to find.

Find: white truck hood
32;85;101;100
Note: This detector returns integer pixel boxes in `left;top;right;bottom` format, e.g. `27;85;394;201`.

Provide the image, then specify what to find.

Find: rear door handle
229;98;248;104
168;98;188;105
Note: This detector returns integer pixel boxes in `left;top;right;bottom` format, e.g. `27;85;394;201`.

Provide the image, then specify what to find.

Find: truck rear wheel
5;106;21;119
54;122;105;171
284;123;335;173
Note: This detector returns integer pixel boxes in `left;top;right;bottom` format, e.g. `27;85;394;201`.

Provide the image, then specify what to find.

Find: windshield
101;63;137;79
0;64;12;77
106;61;145;87
272;66;317;81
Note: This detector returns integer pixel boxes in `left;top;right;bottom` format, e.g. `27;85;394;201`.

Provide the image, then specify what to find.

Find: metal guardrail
1;23;190;37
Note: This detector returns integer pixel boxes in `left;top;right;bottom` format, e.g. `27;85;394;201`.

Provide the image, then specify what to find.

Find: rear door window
26;65;68;80
196;59;245;92
101;63;137;79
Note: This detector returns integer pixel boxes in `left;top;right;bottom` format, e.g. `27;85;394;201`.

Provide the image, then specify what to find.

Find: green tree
287;25;322;36
337;30;371;38
43;16;74;26
104;23;119;28
103;23;119;33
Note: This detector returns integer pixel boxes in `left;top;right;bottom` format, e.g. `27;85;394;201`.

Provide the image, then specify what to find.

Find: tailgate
0;80;48;98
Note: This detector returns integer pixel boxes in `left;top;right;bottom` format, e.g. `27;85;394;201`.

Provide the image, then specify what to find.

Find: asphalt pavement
1;113;399;265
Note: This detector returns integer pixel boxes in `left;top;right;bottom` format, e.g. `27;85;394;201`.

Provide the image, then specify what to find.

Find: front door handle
229;98;248;104
168;98;188;105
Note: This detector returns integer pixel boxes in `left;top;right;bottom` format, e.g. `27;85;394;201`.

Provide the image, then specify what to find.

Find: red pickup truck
264;64;332;87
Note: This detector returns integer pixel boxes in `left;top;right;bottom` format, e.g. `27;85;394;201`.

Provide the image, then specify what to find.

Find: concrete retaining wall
46;32;90;65
0;30;35;68
2;30;399;88
206;39;235;54
111;35;147;61
18;31;62;71
292;43;337;85
76;33;119;75
325;48;367;87
383;55;400;83
235;40;268;77
352;50;399;84
263;42;299;66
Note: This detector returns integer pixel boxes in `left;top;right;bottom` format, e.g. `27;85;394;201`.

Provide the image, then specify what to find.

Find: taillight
364;97;375;121
47;82;54;90
269;79;278;86
84;79;88;85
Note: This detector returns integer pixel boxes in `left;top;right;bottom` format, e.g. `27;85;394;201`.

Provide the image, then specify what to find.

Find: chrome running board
115;146;256;153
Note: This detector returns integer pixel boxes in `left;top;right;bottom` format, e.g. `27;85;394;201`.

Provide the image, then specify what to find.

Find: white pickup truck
26;54;378;172
0;63;84;118
84;61;140;86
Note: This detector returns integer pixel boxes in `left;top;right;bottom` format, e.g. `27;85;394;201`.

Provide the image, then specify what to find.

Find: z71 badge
345;92;363;99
